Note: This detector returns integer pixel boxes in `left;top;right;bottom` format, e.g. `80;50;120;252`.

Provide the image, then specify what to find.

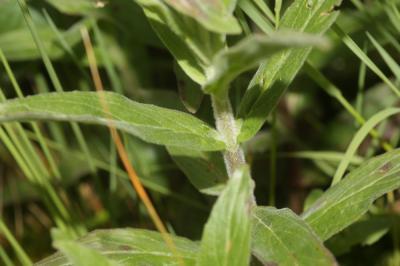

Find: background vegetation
1;0;400;265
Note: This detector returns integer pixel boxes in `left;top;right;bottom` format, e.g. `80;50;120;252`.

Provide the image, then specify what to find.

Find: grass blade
331;108;400;186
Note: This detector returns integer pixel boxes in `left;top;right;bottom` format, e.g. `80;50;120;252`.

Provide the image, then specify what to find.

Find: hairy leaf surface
203;33;328;95
197;166;253;266
36;229;198;265
163;0;241;34
135;0;224;84
0;91;225;151
303;149;400;240
238;0;342;142
252;207;336;266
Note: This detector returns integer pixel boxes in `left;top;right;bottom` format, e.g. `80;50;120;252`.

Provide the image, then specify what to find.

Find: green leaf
238;0;342;142
163;0;241;34
36;229;199;265
332;108;400;185
326;215;394;256
135;0;224;84
197;166;253;266
303;189;324;212
332;24;400;98
45;0;99;15
0;91;226;151
174;61;204;113
252;207;336;266
302;149;400;240
167;146;227;195
53;241;114;266
0;17;90;61
203;33;329;95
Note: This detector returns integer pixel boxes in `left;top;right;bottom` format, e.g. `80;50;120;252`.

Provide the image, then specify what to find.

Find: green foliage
0;2;89;61
45;0;99;15
162;0;241;34
167;146;227;195
37;229;199;265
252;207;336;265
135;0;224;83
203;33;329;95
238;0;342;142
303;149;400;240
0;91;225;151
198;166;253;266
1;0;400;265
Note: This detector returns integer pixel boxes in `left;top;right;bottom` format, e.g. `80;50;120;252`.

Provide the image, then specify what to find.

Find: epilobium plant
1;0;400;265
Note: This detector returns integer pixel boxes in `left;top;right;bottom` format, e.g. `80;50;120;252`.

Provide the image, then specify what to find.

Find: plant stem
211;92;245;178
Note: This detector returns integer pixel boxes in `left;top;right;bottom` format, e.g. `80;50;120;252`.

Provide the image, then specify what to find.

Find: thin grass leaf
16;0;97;172
25;130;207;210
304;62;393;152
0;91;226;151
281;151;363;165
332;24;400;98
253;0;275;23
303;148;400;240
332;108;400;186
0;18;89;61
274;0;283;26
0;49;61;179
367;32;400;80
0;246;13;266
0;219;32;266
238;0;274;34
356;41;367;116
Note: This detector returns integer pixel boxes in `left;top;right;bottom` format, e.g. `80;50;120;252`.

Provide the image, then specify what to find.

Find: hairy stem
211;92;245;177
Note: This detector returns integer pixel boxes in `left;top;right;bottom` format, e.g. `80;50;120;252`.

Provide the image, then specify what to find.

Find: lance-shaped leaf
0;15;90;61
302;149;400;241
45;0;99;15
238;0;342;142
135;0;225;84
36;229;199;265
167;146;227;195
197;166;253;266
326;214;395;256
0;91;226;151
52;241;114;266
252;207;336;266
163;0;241;34
203;33;329;95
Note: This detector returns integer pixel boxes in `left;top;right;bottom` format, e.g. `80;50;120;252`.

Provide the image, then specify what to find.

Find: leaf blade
167;146;227;195
0;91;226;151
303;149;400;240
197;166;253;266
203;33;329;95
238;0;342;142
252;207;336;266
37;229;199;266
163;0;241;34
